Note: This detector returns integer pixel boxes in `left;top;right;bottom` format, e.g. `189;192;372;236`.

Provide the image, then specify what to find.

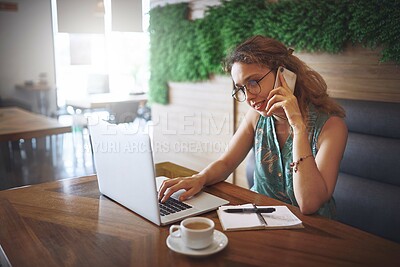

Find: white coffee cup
169;217;215;249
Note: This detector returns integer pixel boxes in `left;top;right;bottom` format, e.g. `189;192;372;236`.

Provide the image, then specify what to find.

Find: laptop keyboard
159;197;193;216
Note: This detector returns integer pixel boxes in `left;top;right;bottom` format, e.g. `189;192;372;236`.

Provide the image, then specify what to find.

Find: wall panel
297;44;400;103
152;75;234;182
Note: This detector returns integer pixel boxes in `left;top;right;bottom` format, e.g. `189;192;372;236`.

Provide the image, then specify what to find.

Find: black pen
223;207;276;214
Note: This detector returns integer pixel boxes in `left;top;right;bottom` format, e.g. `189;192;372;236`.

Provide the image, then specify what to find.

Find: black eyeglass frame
231;69;274;102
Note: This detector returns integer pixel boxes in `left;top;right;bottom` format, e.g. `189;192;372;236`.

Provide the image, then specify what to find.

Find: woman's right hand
158;174;207;203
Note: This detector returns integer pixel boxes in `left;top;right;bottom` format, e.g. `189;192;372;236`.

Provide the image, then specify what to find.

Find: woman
159;35;347;218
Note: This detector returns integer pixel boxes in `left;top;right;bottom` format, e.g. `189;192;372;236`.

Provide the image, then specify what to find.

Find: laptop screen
88;119;161;225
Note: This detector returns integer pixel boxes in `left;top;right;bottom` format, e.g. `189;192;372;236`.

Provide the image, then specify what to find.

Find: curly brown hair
224;35;345;118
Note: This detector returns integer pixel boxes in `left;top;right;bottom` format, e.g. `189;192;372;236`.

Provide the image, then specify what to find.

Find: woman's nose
245;89;257;100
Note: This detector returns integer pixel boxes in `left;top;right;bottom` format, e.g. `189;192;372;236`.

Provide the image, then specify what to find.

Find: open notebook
217;204;303;231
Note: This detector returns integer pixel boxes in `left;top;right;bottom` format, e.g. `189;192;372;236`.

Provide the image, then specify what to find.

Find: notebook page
217;204;303;231
261;206;302;227
218;204;264;231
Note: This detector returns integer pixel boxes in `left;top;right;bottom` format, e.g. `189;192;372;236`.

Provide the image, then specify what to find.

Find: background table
65;93;147;123
0;162;398;267
65;93;147;110
0;107;72;171
0;107;71;142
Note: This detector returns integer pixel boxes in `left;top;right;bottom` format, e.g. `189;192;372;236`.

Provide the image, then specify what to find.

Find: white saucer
166;230;228;257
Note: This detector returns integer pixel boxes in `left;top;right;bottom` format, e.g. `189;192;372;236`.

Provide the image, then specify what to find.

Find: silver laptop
88;119;229;226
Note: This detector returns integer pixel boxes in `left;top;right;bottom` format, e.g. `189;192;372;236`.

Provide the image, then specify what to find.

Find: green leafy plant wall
149;0;400;104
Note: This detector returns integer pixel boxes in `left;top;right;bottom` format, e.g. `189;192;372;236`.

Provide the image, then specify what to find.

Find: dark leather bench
0;96;32;111
246;98;400;243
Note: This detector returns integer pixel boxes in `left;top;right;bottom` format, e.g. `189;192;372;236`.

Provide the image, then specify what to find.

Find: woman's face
231;62;276;117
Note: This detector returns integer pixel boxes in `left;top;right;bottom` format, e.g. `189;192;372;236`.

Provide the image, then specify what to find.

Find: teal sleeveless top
250;105;336;218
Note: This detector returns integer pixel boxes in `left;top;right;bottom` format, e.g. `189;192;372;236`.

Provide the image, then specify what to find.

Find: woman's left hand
264;71;305;132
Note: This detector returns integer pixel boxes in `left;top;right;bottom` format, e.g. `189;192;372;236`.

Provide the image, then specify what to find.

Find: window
52;0;150;107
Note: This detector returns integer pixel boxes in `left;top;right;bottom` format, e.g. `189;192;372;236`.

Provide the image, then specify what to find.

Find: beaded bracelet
290;154;313;173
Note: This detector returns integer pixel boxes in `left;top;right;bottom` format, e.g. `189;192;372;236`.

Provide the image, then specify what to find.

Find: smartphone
274;66;297;93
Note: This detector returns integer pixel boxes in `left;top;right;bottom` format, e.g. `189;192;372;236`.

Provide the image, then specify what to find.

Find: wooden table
66;93;148;124
0;107;72;172
0;107;71;142
65;93;147;110
0;162;398;267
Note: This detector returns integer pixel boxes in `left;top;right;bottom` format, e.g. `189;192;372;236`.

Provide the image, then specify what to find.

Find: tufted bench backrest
334;98;400;243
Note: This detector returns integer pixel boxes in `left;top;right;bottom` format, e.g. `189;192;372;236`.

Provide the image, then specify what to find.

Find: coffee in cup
169;217;214;249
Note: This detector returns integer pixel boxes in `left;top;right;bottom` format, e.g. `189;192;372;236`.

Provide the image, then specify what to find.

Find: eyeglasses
231;69;274;102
